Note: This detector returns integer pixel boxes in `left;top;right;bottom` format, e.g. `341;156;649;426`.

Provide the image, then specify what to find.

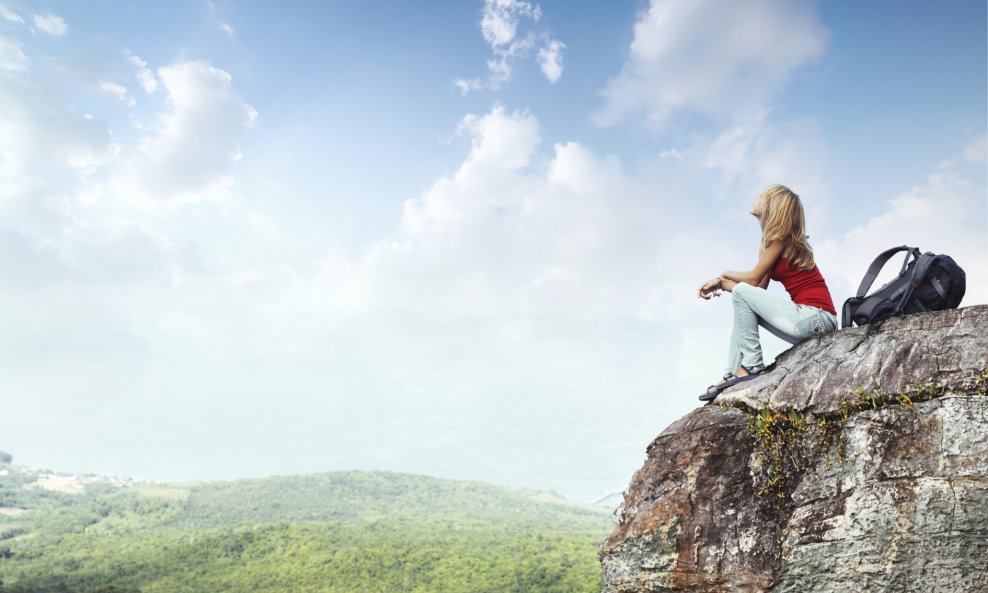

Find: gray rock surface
599;306;988;592
718;305;986;415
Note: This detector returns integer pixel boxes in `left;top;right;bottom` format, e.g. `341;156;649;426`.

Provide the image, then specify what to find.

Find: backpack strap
841;299;854;329
855;246;921;298
894;252;937;314
909;253;937;292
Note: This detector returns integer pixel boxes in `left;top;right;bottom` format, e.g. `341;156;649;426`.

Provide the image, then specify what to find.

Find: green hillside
174;471;612;529
0;464;613;593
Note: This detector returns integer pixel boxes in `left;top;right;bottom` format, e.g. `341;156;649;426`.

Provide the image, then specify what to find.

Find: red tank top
770;258;836;315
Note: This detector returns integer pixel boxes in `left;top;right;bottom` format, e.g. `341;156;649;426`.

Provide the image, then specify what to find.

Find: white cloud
100;81;135;107
963;133;986;165
0;44;269;299
127;52;159;93
457;0;564;93
0;36;27;71
594;0;828;128
454;77;484;96
659;148;683;161
399;106;541;239
0;43;268;302
0;76;116;198
0;4;23;24
125;61;257;204
33;13;67;37
313;105;689;323
817;162;988;309
536;39;564;83
480;0;540;47
219;22;235;38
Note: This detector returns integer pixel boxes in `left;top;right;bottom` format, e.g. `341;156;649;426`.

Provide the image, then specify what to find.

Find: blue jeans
726;283;838;374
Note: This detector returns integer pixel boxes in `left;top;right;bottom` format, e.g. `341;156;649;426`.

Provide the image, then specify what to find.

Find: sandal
698;365;770;402
699;372;736;402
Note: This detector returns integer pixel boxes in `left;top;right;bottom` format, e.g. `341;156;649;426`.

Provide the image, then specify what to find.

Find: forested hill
175;470;612;528
0;459;612;593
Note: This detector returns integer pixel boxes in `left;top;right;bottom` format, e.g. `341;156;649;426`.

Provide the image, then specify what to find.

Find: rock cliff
599;305;988;592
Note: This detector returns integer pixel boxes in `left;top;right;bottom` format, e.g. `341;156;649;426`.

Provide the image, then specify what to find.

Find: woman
697;184;838;401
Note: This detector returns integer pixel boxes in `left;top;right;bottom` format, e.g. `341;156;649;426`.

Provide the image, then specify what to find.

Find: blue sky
0;0;984;502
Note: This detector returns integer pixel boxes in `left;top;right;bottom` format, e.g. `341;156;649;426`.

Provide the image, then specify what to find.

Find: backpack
841;246;966;328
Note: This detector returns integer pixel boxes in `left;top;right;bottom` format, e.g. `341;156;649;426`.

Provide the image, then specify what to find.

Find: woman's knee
732;282;754;303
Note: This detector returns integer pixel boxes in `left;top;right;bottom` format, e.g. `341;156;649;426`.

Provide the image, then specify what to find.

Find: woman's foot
712;364;762;387
733;364;766;379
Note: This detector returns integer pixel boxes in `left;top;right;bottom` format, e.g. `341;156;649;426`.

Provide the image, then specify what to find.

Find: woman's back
769;258;836;315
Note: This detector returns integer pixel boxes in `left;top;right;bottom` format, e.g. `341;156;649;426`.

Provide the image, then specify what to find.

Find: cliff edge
599;305;988;593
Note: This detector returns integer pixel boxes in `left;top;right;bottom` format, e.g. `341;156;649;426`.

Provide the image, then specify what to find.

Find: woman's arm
719;240;785;291
754;246;771;288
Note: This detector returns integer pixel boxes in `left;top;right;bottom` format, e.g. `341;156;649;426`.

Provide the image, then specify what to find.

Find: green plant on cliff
743;406;843;503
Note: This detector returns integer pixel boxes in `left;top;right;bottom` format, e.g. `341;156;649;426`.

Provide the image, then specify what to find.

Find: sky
0;0;985;503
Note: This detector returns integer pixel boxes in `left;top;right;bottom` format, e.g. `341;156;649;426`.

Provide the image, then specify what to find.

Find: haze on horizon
0;0;985;502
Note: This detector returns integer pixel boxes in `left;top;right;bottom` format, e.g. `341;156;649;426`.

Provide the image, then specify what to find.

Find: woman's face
750;193;767;218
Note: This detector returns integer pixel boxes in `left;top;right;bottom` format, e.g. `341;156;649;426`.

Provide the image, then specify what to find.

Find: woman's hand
698;277;723;300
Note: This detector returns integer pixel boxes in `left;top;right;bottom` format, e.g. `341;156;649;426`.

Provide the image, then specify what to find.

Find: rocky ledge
599;305;988;593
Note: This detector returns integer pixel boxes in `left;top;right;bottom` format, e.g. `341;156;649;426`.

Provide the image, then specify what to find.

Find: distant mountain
0;463;613;593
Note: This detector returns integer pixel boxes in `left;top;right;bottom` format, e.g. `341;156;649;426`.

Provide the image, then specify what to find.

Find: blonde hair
760;184;815;270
